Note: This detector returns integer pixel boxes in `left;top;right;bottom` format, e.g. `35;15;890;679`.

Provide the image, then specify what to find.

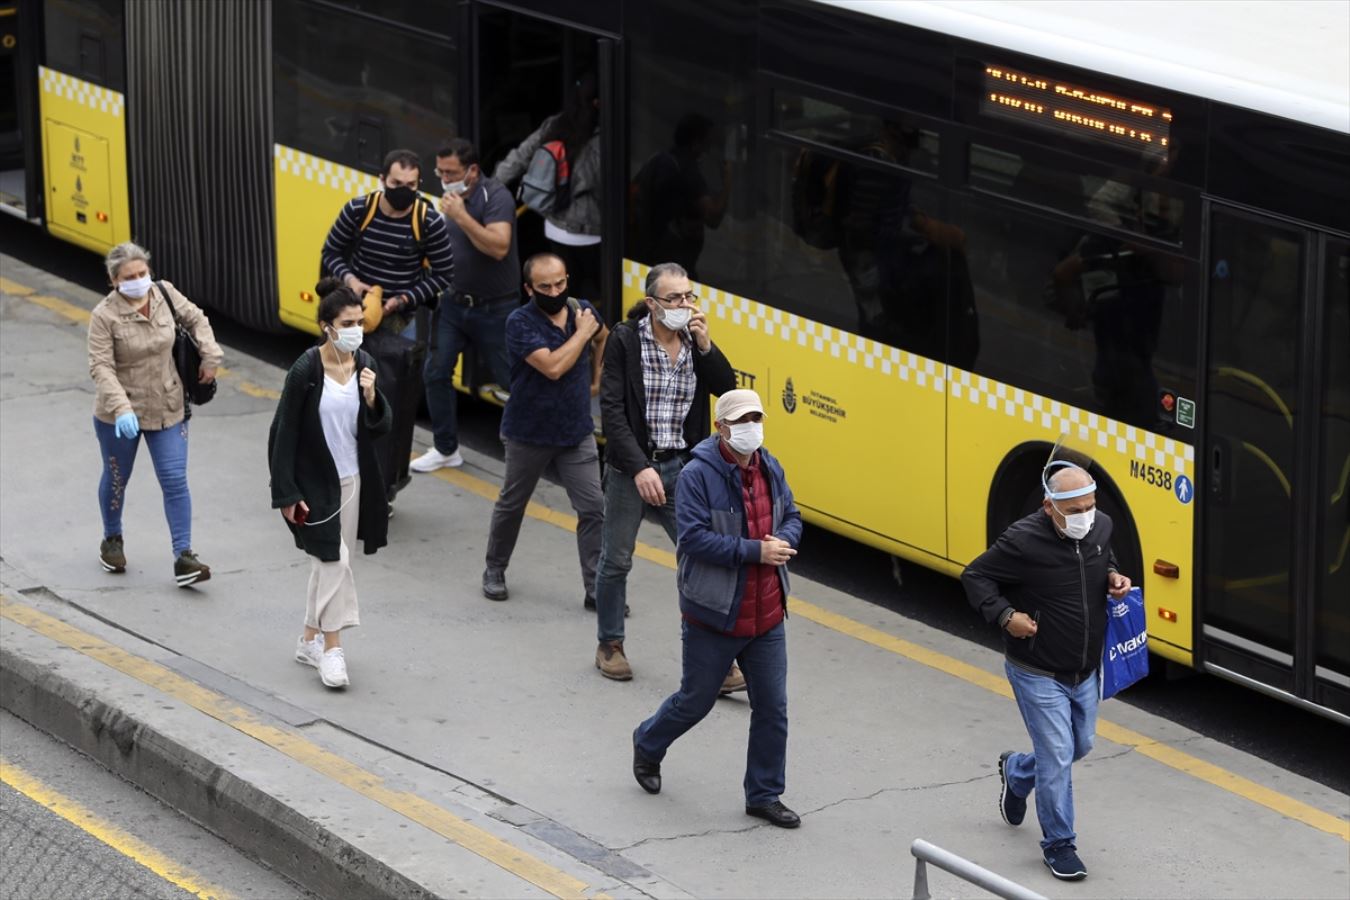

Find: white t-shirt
544;218;601;247
319;374;360;479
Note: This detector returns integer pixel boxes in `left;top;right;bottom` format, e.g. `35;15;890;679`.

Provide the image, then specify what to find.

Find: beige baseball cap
715;389;765;423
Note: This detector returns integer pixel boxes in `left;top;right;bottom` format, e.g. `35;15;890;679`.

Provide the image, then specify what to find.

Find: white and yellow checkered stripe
623;260;1194;477
275;145;380;196
39;66;123;117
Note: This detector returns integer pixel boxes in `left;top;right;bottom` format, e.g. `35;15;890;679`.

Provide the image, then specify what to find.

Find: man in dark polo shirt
482;252;609;604
412;138;520;473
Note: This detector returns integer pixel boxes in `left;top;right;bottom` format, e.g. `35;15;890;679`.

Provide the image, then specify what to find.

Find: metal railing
910;839;1047;900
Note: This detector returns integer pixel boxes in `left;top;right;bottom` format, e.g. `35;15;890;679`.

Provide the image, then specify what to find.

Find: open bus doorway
471;5;620;319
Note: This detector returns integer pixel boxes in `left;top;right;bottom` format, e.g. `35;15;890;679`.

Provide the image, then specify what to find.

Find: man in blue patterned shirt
482;253;608;605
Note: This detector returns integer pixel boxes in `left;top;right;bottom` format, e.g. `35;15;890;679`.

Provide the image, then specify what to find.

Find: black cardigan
599;311;737;478
268;347;392;561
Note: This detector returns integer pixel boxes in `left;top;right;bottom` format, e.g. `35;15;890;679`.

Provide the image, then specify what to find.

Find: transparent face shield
1042;434;1096;512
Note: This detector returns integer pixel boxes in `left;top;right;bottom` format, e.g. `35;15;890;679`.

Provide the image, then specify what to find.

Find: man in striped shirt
321;149;456;321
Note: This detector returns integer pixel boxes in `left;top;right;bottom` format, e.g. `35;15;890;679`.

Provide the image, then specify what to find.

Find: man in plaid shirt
594;262;739;682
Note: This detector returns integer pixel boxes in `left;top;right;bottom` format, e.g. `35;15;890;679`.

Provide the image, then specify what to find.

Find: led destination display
982;64;1172;153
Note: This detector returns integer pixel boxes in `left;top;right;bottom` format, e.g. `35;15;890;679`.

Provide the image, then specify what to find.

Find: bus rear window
969;144;1184;244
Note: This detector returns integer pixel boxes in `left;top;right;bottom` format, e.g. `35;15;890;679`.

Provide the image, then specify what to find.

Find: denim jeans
594;456;684;643
635;620;788;806
423;298;512;455
485;437;604;599
1003;661;1099;851
94;416;192;556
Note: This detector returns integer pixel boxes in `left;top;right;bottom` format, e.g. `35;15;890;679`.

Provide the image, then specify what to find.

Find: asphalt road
4;214;1346;798
0;710;308;900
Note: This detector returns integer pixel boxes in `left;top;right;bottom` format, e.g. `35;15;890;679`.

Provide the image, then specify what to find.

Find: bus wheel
986;443;1144;587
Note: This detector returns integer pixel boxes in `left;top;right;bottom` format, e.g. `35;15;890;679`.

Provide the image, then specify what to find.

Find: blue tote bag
1101;586;1148;699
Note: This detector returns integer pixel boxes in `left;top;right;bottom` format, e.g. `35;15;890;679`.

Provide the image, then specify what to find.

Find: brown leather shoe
719;662;747;695
595;641;633;681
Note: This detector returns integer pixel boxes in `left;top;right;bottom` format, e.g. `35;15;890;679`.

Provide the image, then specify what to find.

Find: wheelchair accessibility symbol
1175;475;1193;504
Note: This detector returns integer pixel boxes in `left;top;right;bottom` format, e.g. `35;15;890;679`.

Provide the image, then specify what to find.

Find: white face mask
118;275;152;299
725;421;764;455
661;306;692;331
330;325;363;354
1054;503;1095;540
442;179;468;196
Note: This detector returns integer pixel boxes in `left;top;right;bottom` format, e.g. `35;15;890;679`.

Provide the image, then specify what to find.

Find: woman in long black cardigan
269;281;391;689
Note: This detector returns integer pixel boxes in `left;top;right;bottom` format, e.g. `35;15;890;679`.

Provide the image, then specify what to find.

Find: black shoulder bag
157;281;217;410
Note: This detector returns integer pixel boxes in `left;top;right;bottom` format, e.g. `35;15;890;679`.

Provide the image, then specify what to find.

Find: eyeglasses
652;291;698;306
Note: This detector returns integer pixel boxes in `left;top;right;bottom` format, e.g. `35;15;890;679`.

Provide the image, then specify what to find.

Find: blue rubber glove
114;412;140;440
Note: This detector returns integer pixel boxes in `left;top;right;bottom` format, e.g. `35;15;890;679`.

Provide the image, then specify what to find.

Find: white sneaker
410;448;464;472
294;635;323;668
319;647;349;688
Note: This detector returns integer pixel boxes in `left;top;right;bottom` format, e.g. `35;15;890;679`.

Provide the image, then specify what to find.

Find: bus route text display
982;64;1172;154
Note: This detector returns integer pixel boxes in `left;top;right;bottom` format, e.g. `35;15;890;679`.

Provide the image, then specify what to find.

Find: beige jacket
88;280;224;428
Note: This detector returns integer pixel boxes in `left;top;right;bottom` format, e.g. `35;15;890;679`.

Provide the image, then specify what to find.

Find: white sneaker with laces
319;647;349;688
294;635;323;668
410;448;464;472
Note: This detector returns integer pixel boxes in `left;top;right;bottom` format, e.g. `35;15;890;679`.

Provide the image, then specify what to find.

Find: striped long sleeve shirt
321;194;455;308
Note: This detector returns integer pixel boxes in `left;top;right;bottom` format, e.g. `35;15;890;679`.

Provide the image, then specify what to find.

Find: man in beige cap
631;388;804;828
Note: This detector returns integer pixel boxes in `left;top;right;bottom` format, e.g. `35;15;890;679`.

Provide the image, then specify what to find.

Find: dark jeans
423;298;513;455
635;620;788;806
93;416;192;556
594;457;683;643
485;436;604;599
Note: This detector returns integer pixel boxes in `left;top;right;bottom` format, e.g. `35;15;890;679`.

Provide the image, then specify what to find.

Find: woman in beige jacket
88;242;223;585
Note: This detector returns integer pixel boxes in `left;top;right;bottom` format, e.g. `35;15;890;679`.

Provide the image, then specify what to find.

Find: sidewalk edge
0;641;435;900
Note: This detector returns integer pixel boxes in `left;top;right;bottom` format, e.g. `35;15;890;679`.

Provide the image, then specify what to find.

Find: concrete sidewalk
2;254;1348;899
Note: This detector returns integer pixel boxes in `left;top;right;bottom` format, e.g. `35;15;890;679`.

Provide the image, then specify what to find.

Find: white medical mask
661;306;692;331
118;275;152;299
1054;503;1095;540
442;179;468;196
330;325;363;354
726;421;764;455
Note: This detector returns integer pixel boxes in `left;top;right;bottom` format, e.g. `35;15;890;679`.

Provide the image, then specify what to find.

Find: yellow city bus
3;0;1346;720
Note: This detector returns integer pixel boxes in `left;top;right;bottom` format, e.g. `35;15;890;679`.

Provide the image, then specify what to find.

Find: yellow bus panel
38;66;130;254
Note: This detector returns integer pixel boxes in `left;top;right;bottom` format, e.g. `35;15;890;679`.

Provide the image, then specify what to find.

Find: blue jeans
94;416;192;556
594;457;684;643
635;620;788;806
423;298;512;455
1004;661;1099;851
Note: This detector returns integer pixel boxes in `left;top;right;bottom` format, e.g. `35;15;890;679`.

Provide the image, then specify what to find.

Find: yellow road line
0;757;233;900
0;597;606;900
431;464;1350;843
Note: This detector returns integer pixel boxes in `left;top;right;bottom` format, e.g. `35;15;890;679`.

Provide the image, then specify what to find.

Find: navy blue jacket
675;435;803;631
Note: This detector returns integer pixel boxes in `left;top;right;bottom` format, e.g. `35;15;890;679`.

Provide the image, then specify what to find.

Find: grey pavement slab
3;255;1349;899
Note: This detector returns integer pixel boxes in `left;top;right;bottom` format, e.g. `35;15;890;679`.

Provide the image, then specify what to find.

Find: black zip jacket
962;510;1118;677
599;311;737;478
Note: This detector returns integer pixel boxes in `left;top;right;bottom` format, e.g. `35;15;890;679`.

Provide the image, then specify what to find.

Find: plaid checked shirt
637;315;697;451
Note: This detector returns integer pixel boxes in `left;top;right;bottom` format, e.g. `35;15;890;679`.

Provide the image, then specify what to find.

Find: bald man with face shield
961;462;1133;883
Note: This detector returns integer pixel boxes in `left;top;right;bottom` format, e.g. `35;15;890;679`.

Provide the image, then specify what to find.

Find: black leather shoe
746;800;800;828
632;730;661;795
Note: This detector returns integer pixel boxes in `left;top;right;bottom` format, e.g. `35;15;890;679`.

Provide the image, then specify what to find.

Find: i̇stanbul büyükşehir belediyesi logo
782;377;797;414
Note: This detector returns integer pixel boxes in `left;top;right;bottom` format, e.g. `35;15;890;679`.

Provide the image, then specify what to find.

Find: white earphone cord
302;485;357;527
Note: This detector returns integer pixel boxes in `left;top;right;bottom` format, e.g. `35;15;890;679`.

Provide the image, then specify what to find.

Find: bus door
468;2;623;321
1202;204;1350;720
0;0;40;220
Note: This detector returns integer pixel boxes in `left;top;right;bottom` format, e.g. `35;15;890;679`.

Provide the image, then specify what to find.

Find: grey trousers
485;436;604;599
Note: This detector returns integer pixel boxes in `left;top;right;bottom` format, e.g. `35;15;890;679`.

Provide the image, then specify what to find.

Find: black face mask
384;185;417;211
534;292;567;316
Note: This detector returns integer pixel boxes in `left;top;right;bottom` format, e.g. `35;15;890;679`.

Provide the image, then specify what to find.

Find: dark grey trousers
485;436;604;599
